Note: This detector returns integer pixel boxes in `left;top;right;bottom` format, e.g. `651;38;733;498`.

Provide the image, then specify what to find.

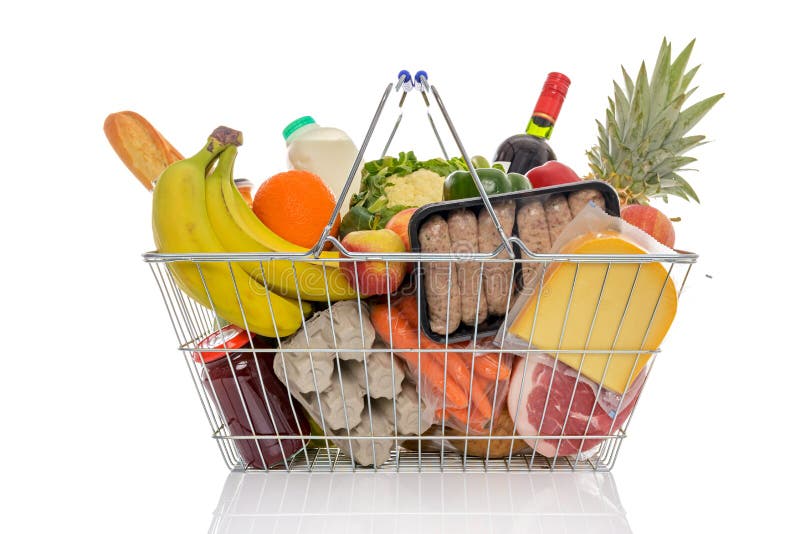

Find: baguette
103;111;183;190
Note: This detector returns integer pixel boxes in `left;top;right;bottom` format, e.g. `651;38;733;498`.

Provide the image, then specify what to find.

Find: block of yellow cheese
508;231;677;394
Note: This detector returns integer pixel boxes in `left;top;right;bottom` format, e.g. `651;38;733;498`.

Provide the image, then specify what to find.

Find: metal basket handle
310;75;516;258
430;85;515;257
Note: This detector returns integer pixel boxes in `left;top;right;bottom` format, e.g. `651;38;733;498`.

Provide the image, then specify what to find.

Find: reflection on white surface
209;470;631;533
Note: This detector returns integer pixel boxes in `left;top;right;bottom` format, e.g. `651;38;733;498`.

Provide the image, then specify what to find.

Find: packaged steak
506;353;648;459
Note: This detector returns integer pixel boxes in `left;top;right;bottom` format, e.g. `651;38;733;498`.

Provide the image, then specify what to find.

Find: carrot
473;352;511;381
393;298;483;386
393;295;420;329
370;299;420;351
439;351;473;398
465;373;495;420
442;350;499;421
370;302;469;408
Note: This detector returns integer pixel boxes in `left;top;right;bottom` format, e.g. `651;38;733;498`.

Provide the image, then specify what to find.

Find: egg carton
309;381;429;467
343;341;404;400
274;300;432;466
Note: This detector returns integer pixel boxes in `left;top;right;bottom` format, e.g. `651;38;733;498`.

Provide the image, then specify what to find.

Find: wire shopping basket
144;73;697;472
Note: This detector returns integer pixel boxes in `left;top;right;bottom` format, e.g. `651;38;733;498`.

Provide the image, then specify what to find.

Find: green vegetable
443;168;513;201
471;155;491;169
508;172;532;191
469;155;506;172
339;206;374;238
349;151;496;230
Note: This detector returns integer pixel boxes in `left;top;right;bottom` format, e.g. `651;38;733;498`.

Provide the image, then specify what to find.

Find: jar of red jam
194;325;309;469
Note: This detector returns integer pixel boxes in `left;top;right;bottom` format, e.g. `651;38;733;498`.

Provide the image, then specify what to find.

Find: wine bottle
493;72;571;174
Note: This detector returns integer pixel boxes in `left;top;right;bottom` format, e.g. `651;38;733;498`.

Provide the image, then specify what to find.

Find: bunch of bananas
152;127;356;338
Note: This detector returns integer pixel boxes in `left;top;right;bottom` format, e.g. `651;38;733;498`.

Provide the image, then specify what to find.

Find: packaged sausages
408;181;620;344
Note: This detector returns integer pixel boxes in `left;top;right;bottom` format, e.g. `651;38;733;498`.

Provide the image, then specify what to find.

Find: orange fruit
252;170;341;249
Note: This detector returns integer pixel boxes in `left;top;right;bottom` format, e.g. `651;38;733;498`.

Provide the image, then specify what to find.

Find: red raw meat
507;355;646;458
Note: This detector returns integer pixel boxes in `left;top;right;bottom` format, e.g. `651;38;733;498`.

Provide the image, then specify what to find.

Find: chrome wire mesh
146;252;694;473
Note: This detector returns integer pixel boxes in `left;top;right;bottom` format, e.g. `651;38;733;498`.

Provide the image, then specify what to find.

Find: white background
2;1;798;532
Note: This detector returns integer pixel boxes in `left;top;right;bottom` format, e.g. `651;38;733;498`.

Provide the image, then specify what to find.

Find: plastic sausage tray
408;181;620;344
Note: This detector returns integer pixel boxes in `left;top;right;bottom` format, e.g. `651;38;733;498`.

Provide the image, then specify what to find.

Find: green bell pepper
470;155;492;169
507;172;533;191
443;167;513;201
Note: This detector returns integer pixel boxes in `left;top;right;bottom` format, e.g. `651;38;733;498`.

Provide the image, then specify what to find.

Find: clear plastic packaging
398;338;523;458
370;295;513;436
497;205;679;395
429;339;514;435
507;352;648;458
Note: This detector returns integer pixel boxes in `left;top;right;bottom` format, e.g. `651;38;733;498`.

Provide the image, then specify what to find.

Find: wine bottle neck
525;72;569;140
525;114;555;139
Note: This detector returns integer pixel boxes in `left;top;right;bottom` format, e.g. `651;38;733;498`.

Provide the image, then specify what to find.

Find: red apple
339;229;408;295
621;205;676;248
525;161;582;189
384;208;417;252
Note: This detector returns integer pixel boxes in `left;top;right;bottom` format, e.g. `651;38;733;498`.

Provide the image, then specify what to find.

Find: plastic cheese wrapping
500;205;679;395
274;300;432;466
498;205;679;457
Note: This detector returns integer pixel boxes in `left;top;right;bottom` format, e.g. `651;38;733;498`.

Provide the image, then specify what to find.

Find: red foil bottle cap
533;72;571;123
193;325;252;364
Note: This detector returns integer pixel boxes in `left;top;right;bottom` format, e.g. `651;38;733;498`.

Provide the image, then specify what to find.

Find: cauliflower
384;168;445;207
343;152;472;237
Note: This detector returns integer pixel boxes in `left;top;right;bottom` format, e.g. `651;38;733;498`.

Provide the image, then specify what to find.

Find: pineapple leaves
666;93;725;143
613;82;630;140
678;65;700;96
627;63;650;152
669;134;706;156
656;173;699;203
588;37;722;204
668;39;695;101
650;38;672;118
622;66;635;98
652;155;697;177
670;174;700;203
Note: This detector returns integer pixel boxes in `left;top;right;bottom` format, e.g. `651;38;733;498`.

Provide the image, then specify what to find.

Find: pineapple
588;39;724;205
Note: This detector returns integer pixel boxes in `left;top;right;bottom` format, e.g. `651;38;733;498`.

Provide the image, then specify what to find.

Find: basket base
228;446;617;473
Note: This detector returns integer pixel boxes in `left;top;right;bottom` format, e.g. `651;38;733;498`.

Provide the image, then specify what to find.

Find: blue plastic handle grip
414;70;428;83
397;70;411;82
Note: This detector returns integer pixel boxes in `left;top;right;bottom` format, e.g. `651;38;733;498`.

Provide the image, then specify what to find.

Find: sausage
419;215;461;335
515;199;551;289
568;189;606;217
448;209;487;326
478;201;516;316
543;194;572;245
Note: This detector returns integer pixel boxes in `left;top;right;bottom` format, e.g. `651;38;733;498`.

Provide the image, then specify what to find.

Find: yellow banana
212;149;357;302
219;159;341;264
152;127;304;337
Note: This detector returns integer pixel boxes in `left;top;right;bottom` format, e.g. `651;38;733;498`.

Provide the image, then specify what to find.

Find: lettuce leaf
347;151;494;230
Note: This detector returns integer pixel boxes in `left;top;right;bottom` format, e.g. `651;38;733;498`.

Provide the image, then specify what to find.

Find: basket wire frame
147;253;692;473
144;78;697;473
